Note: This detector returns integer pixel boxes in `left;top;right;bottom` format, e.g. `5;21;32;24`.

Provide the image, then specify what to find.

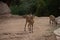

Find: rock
56;16;60;23
54;28;60;40
54;28;60;36
55;16;60;26
0;1;11;18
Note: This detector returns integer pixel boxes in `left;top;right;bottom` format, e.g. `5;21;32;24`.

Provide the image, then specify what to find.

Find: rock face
0;1;11;18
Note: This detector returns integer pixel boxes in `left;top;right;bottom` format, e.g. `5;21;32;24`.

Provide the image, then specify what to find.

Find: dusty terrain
0;17;57;40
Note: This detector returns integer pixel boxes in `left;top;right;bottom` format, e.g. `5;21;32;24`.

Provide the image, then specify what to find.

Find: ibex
24;14;34;33
49;15;57;26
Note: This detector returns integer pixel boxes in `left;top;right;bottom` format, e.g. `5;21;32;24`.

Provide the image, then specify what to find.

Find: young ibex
49;15;57;26
24;14;34;33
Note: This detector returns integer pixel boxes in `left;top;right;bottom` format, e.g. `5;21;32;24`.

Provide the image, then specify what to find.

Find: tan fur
24;14;34;33
49;15;57;25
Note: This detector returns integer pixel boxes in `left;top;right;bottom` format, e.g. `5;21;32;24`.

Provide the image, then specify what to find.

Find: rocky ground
0;17;58;40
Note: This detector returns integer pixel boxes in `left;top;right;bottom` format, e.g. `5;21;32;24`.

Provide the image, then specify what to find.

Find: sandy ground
0;17;57;40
